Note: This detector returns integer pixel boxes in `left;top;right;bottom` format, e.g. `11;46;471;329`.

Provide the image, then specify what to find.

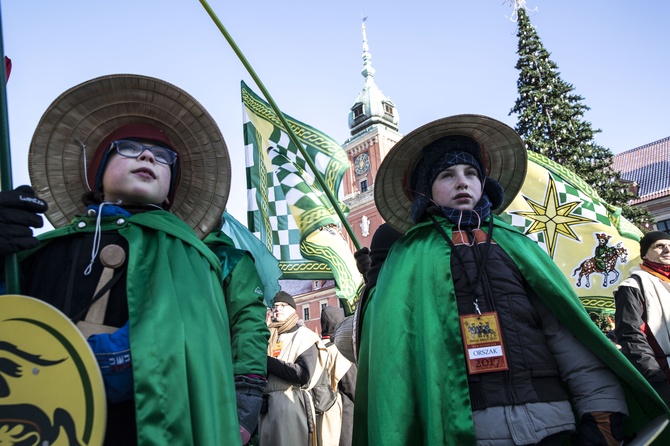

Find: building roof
613;136;670;204
279;279;335;297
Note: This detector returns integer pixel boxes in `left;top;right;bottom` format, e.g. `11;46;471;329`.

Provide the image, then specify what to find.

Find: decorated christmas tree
508;2;651;229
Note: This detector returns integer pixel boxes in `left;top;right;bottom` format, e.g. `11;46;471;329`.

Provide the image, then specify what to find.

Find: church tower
342;19;403;249
284;20;403;332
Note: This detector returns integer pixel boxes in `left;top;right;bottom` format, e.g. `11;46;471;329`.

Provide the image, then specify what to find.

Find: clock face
354;153;371;175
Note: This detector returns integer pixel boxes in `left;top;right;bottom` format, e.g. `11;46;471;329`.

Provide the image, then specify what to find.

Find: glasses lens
150;146;178;165
115;141;143;157
113;140;177;165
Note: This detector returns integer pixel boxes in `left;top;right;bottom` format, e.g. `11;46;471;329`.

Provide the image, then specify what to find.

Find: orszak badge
460;311;509;374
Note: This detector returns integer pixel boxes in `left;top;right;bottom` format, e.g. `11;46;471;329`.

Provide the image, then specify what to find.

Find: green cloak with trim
353;215;669;445
31;210;264;445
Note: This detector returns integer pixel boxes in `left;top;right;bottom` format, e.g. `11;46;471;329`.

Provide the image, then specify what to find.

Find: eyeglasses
112;140;178;165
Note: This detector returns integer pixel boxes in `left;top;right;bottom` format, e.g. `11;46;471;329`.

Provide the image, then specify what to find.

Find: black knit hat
640;231;670;258
409;137;505;224
273;291;296;309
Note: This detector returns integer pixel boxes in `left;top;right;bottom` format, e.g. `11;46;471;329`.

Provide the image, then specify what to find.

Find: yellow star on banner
512;174;595;258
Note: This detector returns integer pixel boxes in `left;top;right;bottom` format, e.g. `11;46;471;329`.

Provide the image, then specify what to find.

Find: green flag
242;81;363;311
221;210;282;307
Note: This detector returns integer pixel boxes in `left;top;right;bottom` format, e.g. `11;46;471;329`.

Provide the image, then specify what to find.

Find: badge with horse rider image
0;295;106;445
460;311;509;375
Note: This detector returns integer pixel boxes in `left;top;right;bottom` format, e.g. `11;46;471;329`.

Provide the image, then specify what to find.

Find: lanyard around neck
430;216;494;314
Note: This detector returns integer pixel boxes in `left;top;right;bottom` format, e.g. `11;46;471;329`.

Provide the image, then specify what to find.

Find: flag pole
198;0;361;250
0;7;21;294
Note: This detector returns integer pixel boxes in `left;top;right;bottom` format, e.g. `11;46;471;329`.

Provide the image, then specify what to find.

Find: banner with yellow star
501;151;643;315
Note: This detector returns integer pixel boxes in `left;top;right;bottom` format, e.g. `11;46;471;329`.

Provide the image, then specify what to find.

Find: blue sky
3;0;668;227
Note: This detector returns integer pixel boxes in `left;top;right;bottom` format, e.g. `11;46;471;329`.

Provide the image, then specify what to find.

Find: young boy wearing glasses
0;75;269;445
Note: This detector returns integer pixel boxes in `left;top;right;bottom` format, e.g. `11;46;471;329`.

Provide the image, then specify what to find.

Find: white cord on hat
76;139;93;192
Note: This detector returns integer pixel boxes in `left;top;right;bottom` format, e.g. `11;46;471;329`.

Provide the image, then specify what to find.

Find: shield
0;294;106;445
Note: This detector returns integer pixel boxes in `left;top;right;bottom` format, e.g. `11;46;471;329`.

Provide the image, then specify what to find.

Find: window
313;280;321;290
303;306;310;321
360;179;368;192
384;102;394;115
321;301;328;311
657;219;670;232
353;104;364;118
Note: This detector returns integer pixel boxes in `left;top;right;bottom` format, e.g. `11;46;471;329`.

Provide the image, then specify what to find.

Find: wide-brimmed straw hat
374;114;527;233
28;74;231;239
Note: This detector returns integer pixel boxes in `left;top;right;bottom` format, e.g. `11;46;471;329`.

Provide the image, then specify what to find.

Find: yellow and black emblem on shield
0;294;106;445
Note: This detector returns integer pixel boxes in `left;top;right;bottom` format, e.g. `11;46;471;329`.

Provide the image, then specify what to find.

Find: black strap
71;267;126;323
430;216;494;312
631;274;647;321
63;238;82;315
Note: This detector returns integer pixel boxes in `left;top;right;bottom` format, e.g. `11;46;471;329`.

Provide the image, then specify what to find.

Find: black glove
235;374;267;445
0;185;48;257
354;247;371;278
572;411;625;446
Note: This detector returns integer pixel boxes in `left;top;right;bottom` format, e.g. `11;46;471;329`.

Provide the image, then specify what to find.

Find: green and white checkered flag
242;82;362;309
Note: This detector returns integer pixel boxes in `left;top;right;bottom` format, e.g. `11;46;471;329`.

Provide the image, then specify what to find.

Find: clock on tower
354;153;370;175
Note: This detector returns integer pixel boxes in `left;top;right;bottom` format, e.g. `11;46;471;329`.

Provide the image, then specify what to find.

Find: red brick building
283;21;401;334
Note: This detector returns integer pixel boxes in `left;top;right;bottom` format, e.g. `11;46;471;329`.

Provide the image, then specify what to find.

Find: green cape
205;229;270;376
36;211;244;444
354;215;669;445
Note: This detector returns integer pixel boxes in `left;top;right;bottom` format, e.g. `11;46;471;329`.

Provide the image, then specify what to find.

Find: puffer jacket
451;227;568;409
450;225;627;444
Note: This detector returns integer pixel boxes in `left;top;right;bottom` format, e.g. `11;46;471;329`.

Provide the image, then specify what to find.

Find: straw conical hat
374;114;527;233
28;74;231;239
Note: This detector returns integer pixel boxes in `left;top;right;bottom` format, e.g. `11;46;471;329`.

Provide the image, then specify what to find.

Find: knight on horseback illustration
573;233;628;288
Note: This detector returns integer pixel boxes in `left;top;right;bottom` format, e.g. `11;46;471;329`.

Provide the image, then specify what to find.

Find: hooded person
260;290;329;446
318;306;357;446
0;74;269;445
353;114;670;445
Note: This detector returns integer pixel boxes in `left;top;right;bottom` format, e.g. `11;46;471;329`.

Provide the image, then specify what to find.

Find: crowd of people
2;73;670;446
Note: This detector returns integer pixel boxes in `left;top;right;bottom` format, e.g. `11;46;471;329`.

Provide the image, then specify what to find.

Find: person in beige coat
259;291;328;446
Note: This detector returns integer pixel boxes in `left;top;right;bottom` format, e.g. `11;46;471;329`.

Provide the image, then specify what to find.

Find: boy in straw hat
0;74;269;445
353;115;669;445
